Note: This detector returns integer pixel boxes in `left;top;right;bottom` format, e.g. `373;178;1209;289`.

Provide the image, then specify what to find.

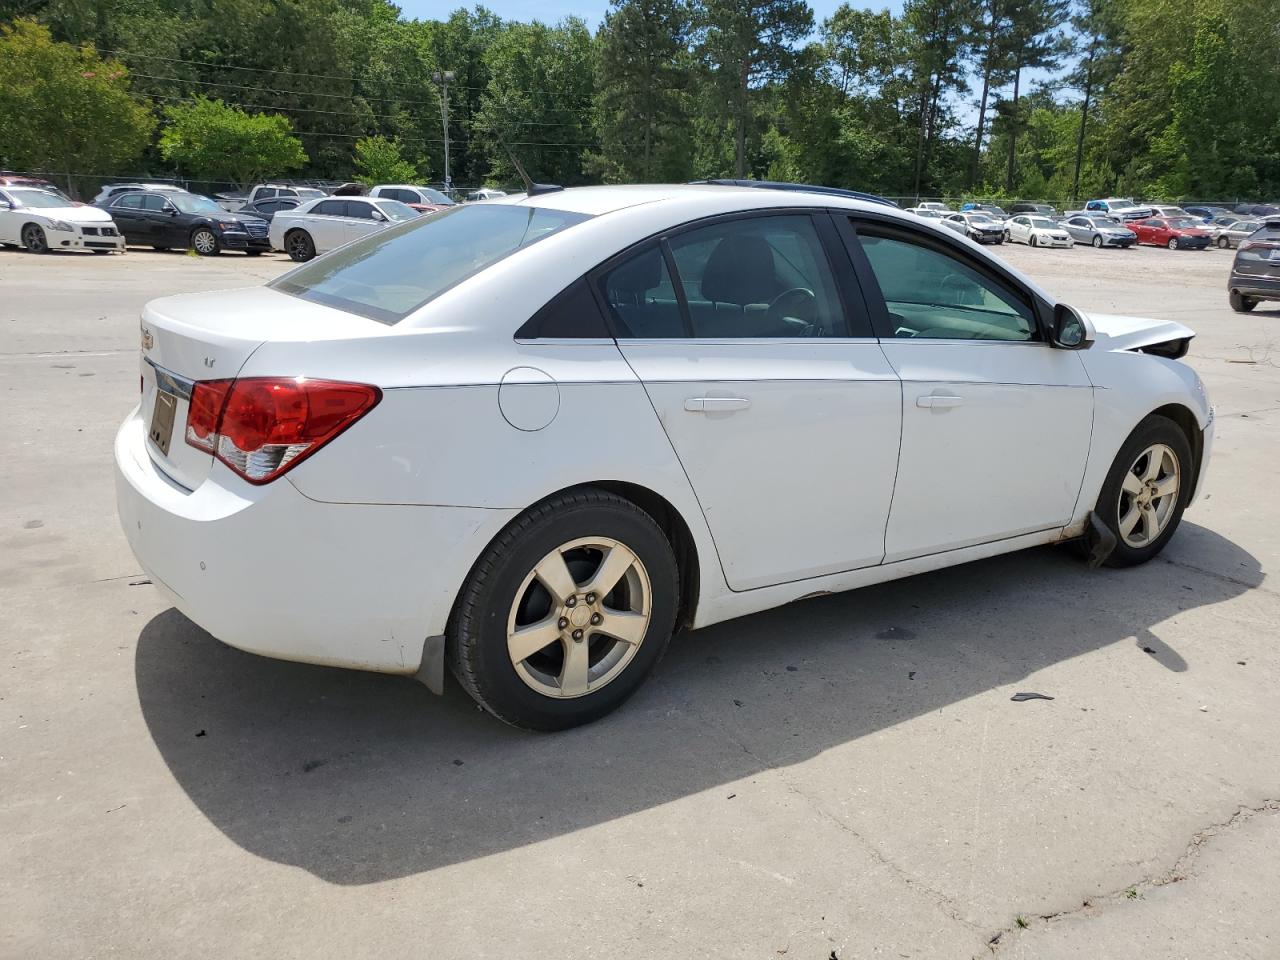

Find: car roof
487;183;906;219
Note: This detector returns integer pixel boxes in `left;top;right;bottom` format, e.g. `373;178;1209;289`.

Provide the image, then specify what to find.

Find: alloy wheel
506;536;652;699
1092;235;1102;248
1167;238;1178;250
287;232;313;261
1117;443;1180;548
22;224;48;253
192;229;217;255
1218;236;1230;249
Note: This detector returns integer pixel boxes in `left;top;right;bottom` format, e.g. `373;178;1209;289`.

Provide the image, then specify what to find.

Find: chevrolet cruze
116;185;1213;729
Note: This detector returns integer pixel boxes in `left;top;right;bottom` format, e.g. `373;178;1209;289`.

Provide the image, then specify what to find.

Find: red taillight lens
184;377;380;484
1240;239;1280;251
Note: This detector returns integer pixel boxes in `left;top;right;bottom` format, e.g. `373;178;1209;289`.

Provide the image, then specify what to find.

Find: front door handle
916;394;964;409
684;397;751;413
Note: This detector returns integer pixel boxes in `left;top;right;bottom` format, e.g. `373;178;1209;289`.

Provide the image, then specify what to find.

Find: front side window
273;204;591;324
856;228;1037;342
141;194;169;212
665;215;847;338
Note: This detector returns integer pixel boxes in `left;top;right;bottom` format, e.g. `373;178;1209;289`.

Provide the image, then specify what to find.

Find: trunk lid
139;285;383;490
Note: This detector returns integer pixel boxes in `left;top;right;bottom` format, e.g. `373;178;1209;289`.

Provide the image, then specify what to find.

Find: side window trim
838;214;1049;341
658;239;695;338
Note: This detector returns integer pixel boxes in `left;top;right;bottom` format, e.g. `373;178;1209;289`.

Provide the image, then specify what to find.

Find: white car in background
1006;215;1073;248
269;195;419;261
0;186;125;254
116;184;1212;730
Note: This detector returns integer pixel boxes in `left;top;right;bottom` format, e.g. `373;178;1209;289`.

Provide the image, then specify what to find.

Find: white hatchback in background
117;184;1213;730
0;186;125;254
269;195;419;261
1006;215;1074;248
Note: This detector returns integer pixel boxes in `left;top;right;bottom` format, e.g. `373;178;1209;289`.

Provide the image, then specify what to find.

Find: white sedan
1006;215;1073;248
0;186;125;254
268;195;419;261
116;185;1213;730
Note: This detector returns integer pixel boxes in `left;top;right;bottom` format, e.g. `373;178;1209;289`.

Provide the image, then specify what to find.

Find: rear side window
516;279;610;339
113;194;143;209
598;245;684;338
273;204;591;324
312;199;347;216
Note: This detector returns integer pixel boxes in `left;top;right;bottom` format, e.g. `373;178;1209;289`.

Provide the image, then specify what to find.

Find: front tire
22;224;49;254
1030;234;1038;247
1167;238;1179;250
190;227;219;256
448;489;679;730
1092;235;1103;248
1095;415;1192;567
285;230;315;262
1229;290;1257;312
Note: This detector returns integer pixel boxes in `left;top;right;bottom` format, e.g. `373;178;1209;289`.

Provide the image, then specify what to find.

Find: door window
140;194;169;212
312;199;347;217
598;245;685;338
346;201;376;220
113;194;144;210
665;215;847;338
856;228;1037;341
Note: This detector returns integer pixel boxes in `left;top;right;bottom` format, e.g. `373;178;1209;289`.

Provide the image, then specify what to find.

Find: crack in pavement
981;799;1280;955
677;698;984;934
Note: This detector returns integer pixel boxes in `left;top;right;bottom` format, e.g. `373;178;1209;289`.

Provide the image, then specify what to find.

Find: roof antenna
491;125;563;197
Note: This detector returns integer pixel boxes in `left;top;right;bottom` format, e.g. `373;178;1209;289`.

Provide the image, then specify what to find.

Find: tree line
0;0;1276;201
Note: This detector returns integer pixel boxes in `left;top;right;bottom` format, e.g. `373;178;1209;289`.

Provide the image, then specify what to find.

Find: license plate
149;390;178;456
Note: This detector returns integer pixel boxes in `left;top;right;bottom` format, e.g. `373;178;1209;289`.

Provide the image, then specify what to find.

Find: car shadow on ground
135;521;1262;885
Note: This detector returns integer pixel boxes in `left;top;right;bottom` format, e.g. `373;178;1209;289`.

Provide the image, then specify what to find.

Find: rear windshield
271;204;591;324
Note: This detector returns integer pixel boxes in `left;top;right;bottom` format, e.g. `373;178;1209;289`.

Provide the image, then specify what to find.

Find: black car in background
1229;218;1280;312
240;196;302;223
1010;202;1060;217
99;191;270;254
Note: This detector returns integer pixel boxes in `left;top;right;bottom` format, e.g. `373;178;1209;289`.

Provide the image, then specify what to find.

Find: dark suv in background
1228;217;1280;312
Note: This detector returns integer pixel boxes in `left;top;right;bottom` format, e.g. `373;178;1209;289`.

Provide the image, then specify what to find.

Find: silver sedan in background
1063;214;1137;248
1213;218;1261;249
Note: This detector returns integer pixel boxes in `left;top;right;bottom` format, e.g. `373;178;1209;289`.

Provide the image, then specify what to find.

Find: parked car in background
1005;215;1072;247
945;212;1005;243
240;196;302;223
1010;202;1060;218
1148;205;1193;220
1130;217;1211;250
1084;198;1153;222
92;182;188;207
1228;218;1280;311
1207;214;1241;233
1235;203;1280;217
0;186;125;254
1062;214;1136;248
1213;219;1261;249
960;202;1009;222
295;187;326;201
1;173;64;193
906;206;944;219
114;184;1214;730
102;191;270;255
916;201;954;213
269;195;419;261
369;184;456;213
468;188;509;201
1184;205;1233;222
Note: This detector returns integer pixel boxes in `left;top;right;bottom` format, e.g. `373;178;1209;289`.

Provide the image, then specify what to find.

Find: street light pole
432;70;455;195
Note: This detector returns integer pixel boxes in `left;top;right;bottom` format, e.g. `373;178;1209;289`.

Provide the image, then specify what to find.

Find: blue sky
397;0;900;29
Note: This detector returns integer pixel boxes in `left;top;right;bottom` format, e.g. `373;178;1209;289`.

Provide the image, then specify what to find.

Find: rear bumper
1230;274;1280;300
114;408;515;675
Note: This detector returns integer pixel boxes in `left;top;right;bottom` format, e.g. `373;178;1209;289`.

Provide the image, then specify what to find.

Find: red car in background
1130;216;1211;250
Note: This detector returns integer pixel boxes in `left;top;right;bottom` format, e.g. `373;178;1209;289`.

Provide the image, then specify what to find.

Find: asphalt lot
2;241;1278;959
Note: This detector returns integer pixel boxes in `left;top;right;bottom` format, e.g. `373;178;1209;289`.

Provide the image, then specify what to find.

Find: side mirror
370;210;386;222
1051;303;1093;350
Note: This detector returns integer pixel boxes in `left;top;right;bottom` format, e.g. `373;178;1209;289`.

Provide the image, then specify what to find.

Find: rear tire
285;230;315;262
1229;290;1257;313
448;488;679;731
1095;415;1192;568
1217;236;1230;249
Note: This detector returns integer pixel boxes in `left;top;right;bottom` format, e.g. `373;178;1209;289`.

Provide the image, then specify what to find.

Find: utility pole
432;70;455;195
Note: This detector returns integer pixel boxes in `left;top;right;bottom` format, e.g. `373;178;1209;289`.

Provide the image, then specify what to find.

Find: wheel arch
1149;403;1204;499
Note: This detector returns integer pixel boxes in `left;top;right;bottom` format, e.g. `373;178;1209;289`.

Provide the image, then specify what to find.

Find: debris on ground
1011;692;1055;702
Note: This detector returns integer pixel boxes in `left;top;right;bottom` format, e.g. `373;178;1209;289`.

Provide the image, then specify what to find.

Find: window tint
665;215;847;338
857;229;1037;342
599;245;684;338
141;194;168;211
517;278;611;339
259;188;277;198
346;201;376;220
312;199;347;216
272;204;591;324
113;194;143;209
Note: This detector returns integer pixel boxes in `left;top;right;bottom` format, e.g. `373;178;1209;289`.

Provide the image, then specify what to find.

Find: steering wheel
767;287;819;333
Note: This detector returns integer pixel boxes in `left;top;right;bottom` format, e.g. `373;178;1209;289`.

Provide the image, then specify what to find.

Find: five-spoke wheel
1095;415;1192;566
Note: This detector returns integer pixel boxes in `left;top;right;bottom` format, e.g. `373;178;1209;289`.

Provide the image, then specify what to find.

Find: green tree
902;0;975;195
591;0;694;182
999;0;1070;191
1066;0;1122;200
696;0;813;177
353;134;420;185
0;18;155;197
157;96;306;188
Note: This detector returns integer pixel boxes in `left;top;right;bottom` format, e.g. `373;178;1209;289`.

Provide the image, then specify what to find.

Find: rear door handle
684;397;751;413
916;394;964;409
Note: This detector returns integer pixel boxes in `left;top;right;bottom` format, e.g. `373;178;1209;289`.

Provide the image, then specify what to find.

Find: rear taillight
184;377;381;484
1240;239;1280;251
